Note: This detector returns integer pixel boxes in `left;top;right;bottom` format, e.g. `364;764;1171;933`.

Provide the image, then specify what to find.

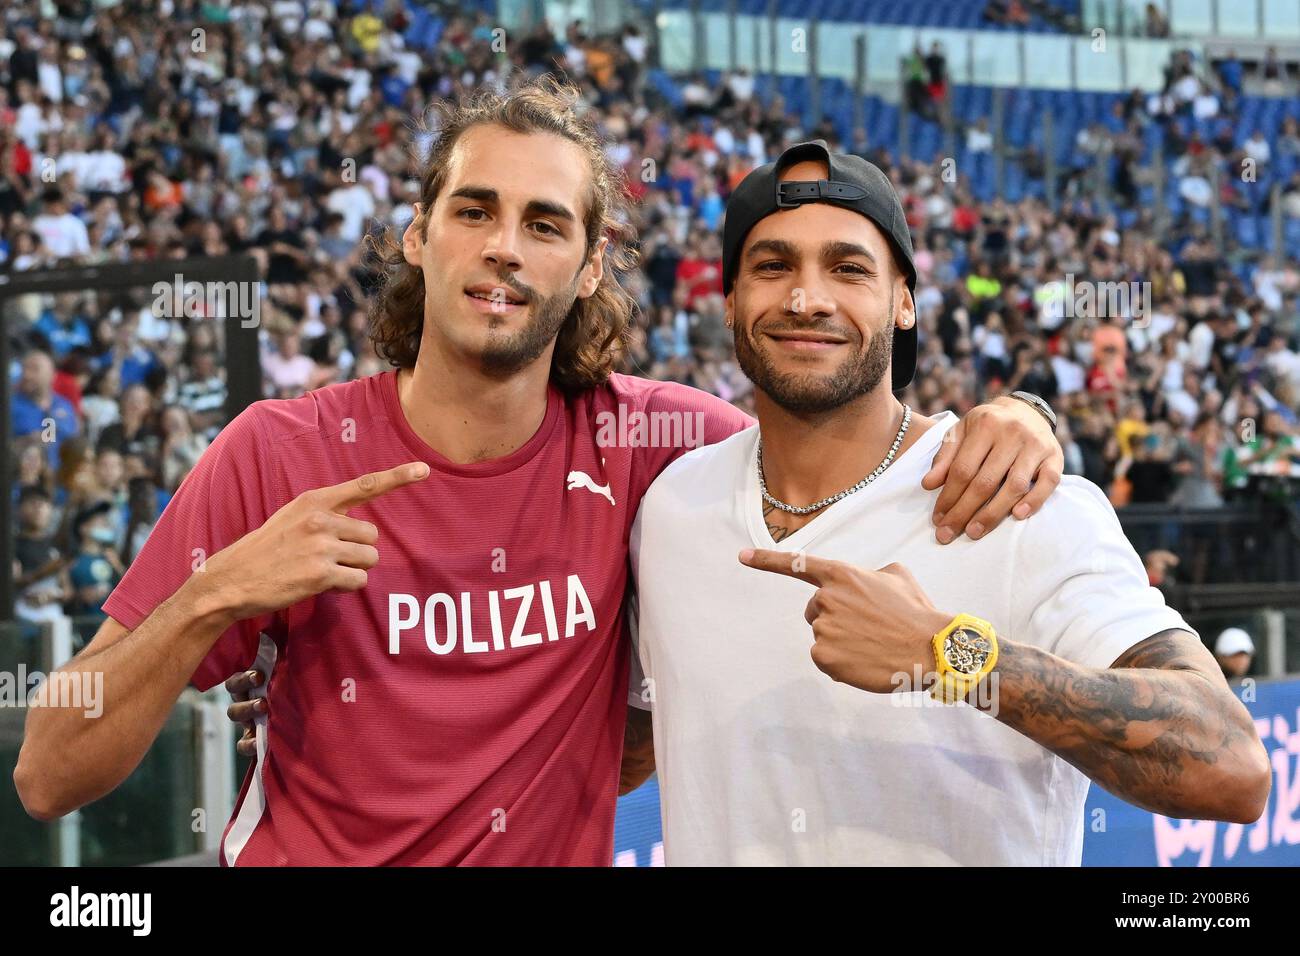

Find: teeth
469;291;520;304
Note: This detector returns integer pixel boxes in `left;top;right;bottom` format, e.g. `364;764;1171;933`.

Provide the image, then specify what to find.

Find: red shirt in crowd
676;256;723;307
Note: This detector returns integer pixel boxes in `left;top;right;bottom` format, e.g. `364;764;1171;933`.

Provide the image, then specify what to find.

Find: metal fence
0;617;237;866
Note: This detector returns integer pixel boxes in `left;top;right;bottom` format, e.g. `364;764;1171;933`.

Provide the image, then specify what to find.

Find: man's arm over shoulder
605;373;754;485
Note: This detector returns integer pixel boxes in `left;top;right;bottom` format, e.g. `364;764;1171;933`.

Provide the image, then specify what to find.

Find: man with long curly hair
16;79;1062;865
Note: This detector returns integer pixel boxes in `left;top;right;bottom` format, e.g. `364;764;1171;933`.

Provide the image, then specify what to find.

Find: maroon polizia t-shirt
103;370;751;866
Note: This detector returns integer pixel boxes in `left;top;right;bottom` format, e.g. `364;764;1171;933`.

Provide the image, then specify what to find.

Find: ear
577;236;607;299
724;290;735;329
402;203;424;267
894;275;916;330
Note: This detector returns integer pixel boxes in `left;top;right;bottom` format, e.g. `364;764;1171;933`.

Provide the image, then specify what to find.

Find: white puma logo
566;469;615;506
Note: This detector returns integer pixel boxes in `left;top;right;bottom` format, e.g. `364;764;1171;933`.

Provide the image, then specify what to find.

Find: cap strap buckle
775;179;869;208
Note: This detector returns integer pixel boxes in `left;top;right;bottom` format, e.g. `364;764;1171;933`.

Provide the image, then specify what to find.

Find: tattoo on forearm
985;629;1258;819
1110;631;1211;676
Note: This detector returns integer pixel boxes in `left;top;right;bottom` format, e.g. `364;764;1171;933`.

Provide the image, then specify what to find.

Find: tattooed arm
971;629;1270;823
619;706;655;795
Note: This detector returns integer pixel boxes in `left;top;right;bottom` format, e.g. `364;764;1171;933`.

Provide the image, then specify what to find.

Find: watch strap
1009;390;1057;433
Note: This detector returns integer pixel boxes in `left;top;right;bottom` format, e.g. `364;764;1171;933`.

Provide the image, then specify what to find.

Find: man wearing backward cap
627;140;1271;865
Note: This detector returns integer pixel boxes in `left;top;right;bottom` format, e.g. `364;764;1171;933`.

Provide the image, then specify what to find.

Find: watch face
942;627;992;675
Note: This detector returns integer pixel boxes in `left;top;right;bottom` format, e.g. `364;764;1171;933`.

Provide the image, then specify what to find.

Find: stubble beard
733;295;895;414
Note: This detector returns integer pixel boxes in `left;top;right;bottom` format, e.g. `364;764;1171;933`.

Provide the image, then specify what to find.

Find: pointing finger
322;462;430;512
738;548;838;587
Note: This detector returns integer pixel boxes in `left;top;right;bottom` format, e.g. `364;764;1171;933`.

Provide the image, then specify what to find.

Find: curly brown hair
365;77;638;393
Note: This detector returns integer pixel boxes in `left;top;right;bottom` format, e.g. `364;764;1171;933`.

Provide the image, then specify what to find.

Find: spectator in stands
1115;399;1151;459
1145;3;1170;39
675;232;723;309
12;440;52;501
89;447;128;547
1261;46;1288;97
1243;128;1271;171
924;42;948;113
12;349;80;468
158;405;208;492
966;118;993;155
1144;548;1180;593
105;316;161;389
30;188;90;262
33;292;92;358
1125;429;1176;504
262;327;320;398
1216;51;1243;96
1213;627;1255;680
171;346;223;437
97;384;159;469
902;46;934;123
122;475;160;565
12;485;70;625
983;0;1009;23
65;500;123;624
80;365;122;448
1171;412;1225;508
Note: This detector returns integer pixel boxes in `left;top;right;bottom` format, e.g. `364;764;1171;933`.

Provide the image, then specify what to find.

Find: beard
734;296;895;414
469;271;582;377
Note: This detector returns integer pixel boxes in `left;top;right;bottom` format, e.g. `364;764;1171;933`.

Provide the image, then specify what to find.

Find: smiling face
726;159;914;414
402;124;606;378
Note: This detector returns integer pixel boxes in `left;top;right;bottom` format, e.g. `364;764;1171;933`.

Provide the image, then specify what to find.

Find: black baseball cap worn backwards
722;140;918;391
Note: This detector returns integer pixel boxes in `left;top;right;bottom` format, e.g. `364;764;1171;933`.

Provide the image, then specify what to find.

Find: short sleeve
102;403;285;691
1011;477;1198;671
608;374;754;502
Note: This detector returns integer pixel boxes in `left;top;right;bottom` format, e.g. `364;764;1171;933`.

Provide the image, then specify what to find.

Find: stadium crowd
4;0;1300;627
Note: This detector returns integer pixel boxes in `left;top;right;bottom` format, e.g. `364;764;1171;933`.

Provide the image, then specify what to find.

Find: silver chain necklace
757;405;913;516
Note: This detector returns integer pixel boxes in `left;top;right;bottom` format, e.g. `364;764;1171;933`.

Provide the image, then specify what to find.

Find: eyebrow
448;185;577;225
745;238;878;266
821;240;878;266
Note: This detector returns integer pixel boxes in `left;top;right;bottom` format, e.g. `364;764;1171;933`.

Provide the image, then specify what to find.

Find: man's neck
756;385;935;534
397;343;554;465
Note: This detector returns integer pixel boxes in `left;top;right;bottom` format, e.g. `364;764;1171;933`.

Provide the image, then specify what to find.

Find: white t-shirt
1051;355;1086;395
1267;347;1300;393
84;150;130;193
326;184;377;243
1189;321;1215;370
628;413;1194;866
31;212;91;259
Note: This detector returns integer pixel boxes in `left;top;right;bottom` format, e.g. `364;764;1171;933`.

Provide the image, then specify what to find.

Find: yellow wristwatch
929;613;999;704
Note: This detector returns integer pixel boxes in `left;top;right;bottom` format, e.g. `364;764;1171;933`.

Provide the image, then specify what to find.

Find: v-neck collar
741;411;958;553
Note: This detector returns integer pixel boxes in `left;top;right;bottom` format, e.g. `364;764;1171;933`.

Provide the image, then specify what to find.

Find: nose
481;220;524;274
784;271;837;321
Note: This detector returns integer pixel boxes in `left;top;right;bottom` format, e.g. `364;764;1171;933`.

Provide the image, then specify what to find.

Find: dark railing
1117;499;1300;586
